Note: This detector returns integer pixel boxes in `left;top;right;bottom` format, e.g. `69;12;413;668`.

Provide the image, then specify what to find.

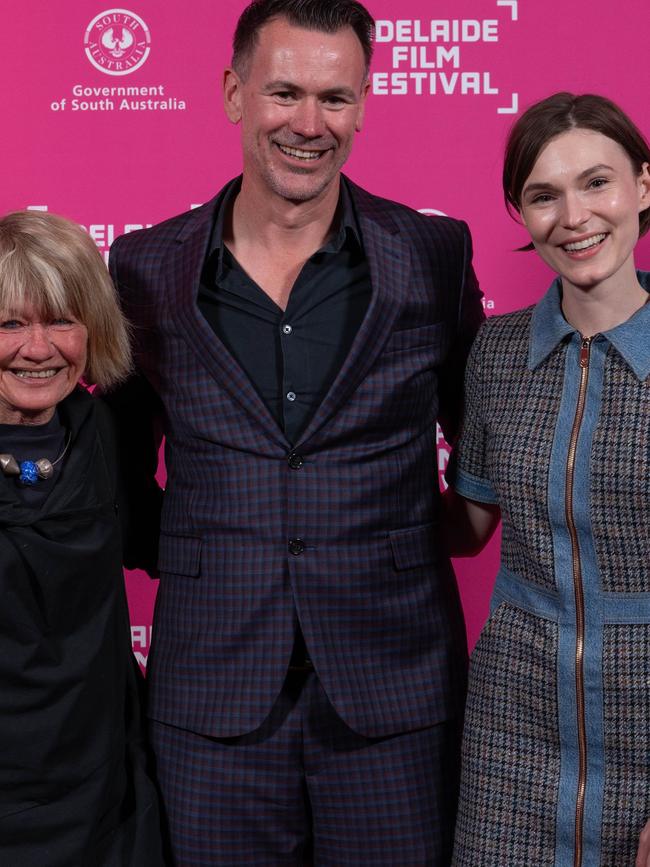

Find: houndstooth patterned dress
450;274;650;867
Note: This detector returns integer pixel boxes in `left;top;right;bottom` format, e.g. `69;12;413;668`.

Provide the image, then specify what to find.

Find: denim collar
528;270;650;381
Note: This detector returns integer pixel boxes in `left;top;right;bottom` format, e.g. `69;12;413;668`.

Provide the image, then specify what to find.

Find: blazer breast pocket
383;322;446;356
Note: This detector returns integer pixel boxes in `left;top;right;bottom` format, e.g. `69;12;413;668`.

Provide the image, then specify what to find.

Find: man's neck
226;174;341;256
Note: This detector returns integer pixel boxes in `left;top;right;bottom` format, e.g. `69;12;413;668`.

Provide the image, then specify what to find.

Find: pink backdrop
3;0;649;662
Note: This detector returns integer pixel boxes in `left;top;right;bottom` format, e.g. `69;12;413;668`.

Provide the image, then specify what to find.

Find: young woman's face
520;128;650;295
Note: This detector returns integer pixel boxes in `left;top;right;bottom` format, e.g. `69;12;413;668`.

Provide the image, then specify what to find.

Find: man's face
224;18;369;204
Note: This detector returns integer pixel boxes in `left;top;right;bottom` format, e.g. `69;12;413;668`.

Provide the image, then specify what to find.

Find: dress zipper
566;336;592;867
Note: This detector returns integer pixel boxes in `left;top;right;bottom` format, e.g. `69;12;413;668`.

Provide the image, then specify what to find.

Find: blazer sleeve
436;221;485;444
101;238;165;575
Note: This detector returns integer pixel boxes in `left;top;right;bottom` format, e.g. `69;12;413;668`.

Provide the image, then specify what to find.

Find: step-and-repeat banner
3;0;648;658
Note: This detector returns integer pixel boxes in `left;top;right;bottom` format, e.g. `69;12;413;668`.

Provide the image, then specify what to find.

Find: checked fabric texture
450;282;650;867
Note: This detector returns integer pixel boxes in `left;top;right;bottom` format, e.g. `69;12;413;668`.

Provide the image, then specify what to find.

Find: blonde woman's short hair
0;210;132;388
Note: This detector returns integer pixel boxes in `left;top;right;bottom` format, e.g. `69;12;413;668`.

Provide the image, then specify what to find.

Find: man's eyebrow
320;86;357;100
262;80;357;100
262;80;301;92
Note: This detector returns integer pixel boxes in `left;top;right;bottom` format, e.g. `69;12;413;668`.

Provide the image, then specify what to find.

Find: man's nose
289;97;326;139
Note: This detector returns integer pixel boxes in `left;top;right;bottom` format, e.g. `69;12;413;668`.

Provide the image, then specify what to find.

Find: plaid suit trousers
150;670;462;866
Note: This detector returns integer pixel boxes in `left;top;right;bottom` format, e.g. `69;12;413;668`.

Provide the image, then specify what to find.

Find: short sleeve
445;322;498;503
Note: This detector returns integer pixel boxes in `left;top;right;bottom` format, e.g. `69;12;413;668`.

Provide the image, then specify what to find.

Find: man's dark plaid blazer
108;175;485;740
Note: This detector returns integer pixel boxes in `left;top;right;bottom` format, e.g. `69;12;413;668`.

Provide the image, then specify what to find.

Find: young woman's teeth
279;145;321;161
14;369;57;379
563;233;606;252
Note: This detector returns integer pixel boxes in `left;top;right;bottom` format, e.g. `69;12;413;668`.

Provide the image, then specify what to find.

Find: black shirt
198;178;372;669
198;178;371;445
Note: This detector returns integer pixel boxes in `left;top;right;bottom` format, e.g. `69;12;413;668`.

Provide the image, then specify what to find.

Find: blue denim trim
528;270;650;379
453;467;498;504
490;566;559;619
492;568;650;622
528;278;573;370
600;593;650;621
603;271;650;381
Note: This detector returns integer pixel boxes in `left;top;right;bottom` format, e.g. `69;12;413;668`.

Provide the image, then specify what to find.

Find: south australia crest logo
84;9;151;76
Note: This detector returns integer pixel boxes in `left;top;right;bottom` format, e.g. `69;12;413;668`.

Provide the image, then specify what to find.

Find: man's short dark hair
232;0;375;79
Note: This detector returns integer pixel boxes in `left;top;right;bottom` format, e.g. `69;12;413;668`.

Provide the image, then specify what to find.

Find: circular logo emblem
84;9;151;76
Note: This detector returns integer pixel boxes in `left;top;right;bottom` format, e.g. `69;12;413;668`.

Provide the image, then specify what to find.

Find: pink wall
3;0;649;660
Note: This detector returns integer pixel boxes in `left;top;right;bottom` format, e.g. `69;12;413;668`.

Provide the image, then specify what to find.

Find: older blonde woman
0;211;165;866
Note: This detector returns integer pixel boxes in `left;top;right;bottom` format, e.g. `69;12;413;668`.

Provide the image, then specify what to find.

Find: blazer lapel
295;182;410;449
163;185;291;450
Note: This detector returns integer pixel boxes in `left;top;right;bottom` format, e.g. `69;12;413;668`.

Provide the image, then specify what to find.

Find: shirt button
288;453;304;470
282;324;293;335
286;391;296;402
288;538;305;556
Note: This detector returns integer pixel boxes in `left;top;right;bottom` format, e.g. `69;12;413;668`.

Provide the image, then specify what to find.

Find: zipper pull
579;337;592;368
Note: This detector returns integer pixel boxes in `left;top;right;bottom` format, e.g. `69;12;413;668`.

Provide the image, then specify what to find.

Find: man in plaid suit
108;0;484;863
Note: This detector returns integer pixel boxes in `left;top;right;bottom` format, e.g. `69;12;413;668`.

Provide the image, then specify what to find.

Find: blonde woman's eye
50;315;75;326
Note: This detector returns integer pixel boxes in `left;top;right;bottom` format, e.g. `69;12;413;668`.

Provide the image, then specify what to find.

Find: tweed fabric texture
451;309;561;590
591;349;650;592
107;174;483;743
451;284;650;866
601;625;650;865
150;672;462;867
452;603;559;867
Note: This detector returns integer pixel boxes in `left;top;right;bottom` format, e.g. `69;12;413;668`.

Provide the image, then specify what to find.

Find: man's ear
223;68;243;124
355;80;371;133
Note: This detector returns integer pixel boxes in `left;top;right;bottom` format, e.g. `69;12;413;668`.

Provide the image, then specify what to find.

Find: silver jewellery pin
0;432;71;486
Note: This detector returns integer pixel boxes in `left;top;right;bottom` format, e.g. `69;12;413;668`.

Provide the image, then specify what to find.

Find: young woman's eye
589;177;608;189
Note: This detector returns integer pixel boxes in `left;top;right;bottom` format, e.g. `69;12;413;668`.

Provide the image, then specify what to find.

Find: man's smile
275;142;327;161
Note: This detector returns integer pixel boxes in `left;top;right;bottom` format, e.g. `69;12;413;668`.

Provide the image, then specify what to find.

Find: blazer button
288;538;305;556
287;452;304;470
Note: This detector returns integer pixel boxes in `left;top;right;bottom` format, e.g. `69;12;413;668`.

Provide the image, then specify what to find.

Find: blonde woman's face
0;300;87;425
